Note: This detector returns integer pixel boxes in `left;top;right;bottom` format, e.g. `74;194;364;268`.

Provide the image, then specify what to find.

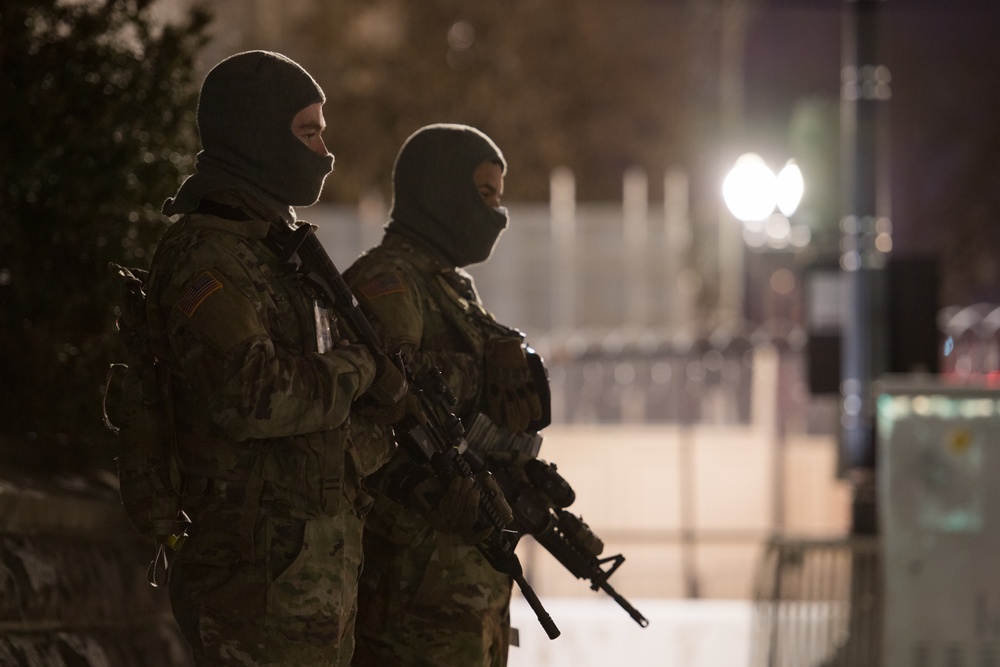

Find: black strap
193;199;253;222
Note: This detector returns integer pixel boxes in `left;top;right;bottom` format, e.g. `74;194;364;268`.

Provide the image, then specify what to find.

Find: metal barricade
751;536;882;667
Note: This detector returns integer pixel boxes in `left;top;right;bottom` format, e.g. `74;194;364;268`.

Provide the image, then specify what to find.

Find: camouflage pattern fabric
345;232;514;667
168;494;367;666
146;189;394;665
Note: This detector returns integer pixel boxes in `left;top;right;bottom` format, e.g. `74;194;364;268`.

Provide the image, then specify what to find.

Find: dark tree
266;1;703;203
0;0;211;468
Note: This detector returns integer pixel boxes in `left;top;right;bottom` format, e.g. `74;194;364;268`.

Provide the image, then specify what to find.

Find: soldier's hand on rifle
483;337;543;435
484;450;576;510
410;475;495;545
357;349;408;424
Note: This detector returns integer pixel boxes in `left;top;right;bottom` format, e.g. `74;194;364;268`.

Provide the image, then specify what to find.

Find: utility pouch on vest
433;274;553;432
463;412;543;457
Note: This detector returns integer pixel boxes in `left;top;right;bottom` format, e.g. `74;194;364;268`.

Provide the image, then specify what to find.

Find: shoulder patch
176;271;224;317
358;274;407;300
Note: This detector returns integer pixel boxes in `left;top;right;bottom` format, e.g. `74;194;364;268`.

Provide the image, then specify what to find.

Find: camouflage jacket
145;190;394;519
345;231;513;665
346;232;515;422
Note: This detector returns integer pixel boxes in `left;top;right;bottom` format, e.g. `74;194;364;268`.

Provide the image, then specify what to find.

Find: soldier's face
291;102;330;157
474;160;504;208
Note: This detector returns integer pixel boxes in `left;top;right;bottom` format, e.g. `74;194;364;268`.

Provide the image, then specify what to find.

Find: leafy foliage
0;0;210;467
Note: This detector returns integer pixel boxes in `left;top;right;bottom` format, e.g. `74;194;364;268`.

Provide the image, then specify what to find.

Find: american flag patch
358;274;406;300
177;271;223;317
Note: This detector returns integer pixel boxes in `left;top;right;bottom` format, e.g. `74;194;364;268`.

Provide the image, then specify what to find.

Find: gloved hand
483;337;543;434
357;349;408;425
485;450;575;510
409;474;493;545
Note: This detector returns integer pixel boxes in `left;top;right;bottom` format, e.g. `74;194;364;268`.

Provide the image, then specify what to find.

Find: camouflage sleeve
162;244;376;442
359;445;424;505
346;261;482;414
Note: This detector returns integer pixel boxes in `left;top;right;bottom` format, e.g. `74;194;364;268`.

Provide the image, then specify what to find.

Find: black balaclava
386;124;509;268
163;50;334;222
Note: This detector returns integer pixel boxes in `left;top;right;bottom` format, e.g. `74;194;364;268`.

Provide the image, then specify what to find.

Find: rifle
273;222;561;640
464;417;650;628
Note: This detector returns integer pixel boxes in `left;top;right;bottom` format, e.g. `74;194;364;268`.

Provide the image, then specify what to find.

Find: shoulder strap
108;262;184;492
193;199;253;222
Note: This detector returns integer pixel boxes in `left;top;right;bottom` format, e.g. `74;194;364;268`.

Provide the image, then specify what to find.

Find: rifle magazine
465;412;543;457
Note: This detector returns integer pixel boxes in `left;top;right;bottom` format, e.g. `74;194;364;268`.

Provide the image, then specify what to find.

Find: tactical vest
432;271;551;431
368;239;551;432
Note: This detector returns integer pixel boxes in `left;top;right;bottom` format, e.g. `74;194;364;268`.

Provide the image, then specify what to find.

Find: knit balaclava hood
163;50;334;221
386;124;509;268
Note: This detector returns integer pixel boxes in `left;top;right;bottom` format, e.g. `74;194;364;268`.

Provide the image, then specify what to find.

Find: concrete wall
0;465;191;666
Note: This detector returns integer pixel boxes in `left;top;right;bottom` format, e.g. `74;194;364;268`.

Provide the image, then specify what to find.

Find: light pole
840;0;891;529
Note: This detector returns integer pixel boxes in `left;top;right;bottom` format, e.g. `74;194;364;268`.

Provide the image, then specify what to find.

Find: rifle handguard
476;470;514;527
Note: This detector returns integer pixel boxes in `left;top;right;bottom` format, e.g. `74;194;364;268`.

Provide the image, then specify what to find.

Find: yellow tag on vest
314;301;333;353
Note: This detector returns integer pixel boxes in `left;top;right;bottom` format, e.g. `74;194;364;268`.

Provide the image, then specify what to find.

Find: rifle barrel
514;572;561;639
600;581;650;628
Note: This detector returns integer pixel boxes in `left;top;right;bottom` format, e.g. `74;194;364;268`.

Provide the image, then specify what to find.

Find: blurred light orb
765;213;791;242
724;154;805;224
448;20;475;50
723;153;776;222
789;224;812;248
771;268;796;294
776;160;804;216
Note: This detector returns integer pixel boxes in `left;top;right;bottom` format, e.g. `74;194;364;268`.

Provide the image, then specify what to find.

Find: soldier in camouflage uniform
143;51;408;666
345;124;545;667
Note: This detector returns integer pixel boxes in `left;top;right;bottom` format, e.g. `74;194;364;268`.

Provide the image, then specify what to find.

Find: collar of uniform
381;231;453;275
380;233;480;305
187;190;276;238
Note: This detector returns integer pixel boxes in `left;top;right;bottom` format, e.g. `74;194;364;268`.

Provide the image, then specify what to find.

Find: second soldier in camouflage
346;124;544;667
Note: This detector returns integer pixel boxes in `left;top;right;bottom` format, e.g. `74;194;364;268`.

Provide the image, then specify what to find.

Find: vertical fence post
665;168;694;329
624;166;649;327
550;167;577;333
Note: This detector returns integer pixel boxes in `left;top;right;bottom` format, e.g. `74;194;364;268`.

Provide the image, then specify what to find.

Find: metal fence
534;323;814;431
750;536;882;667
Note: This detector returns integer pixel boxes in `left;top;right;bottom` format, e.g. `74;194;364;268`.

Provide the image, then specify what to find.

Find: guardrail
751;536;882;667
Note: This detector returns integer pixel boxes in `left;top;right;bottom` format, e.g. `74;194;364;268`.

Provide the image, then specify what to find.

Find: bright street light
723;153;805;222
775;160;804;216
723;153;808;249
722;153;776;222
